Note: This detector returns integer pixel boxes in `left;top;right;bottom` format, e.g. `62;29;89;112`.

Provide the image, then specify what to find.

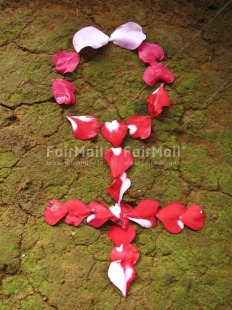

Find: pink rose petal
110;244;139;265
52;78;76;105
101;120;128;147
138;42;164;65
64;199;91;226
146;83;170;117
110;203;133;230
156;201;186;234
180;205;205;230
66;115;100;140
107;172;131;205
108;260;136;297
126;115;152;139
143;63;175;87
73;26;109;53
109;22;146;50
87;201;112;228
44;200;67;226
124;199;159;228
52;51;80;74
108;224;136;246
104;148;134;178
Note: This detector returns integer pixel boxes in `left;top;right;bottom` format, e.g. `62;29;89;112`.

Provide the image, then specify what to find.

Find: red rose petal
108;224;136;246
107;172;131;205
87;201;112;228
180;205;205;230
143;63;175;87
126;115;152;139
110;203;133;230
124;199;159;228
156;201;186;234
64;199;91;226
52;78;76;105
146;83;170;117
138;42;164;65
104;148;134;178
52;51;80;74
108;260;136;297
101;120;128;147
66;115;100;140
44;200;67;225
110;244;139;265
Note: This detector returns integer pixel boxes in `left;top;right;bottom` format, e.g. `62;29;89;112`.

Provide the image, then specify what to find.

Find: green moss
22;103;62;137
198;130;216;141
171;104;185;119
127;159;160;199
0;151;17;168
180;144;213;185
188;190;232;241
71;225;102;246
0;167;11;180
21;295;50;310
218;163;232;195
136;230;156;256
0;8;27;45
9;93;24;104
74;164;108;203
217;131;232;165
174;58;197;72
176;76;198;94
0;45;54;107
3;275;33;298
151;171;189;205
88;233;112;261
158;119;179;132
201;167;221;190
183;111;208;134
86;57;111;81
0;226;20;273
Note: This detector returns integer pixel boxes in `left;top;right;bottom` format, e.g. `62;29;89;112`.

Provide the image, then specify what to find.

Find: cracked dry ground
0;0;231;309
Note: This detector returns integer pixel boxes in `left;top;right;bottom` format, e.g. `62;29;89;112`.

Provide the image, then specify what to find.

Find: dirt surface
0;0;232;309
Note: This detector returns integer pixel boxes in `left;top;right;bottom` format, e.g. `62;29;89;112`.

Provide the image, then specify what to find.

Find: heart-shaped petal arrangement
104;148;134;178
101;120;128;147
44;22;205;298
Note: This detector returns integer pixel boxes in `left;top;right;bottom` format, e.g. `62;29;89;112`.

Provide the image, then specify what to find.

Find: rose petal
101;120;128;147
126;115;152;139
109;22;146;50
156;201;186;234
108;224;136;246
124;199;159;228
143;63;175;87
110;244;139;265
87;201;112;228
64;199;91;226
66;115;100;140
44;200;67;225
73;26;109;52
110;203;133;230
108;261;136;297
146;84;170;117
52;51;80;74
104;148;134;178
52;79;76;105
138;42;164;65
107;172;131;205
180;205;205;230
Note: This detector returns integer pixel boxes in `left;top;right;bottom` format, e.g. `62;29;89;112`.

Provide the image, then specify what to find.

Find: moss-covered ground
0;0;231;309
